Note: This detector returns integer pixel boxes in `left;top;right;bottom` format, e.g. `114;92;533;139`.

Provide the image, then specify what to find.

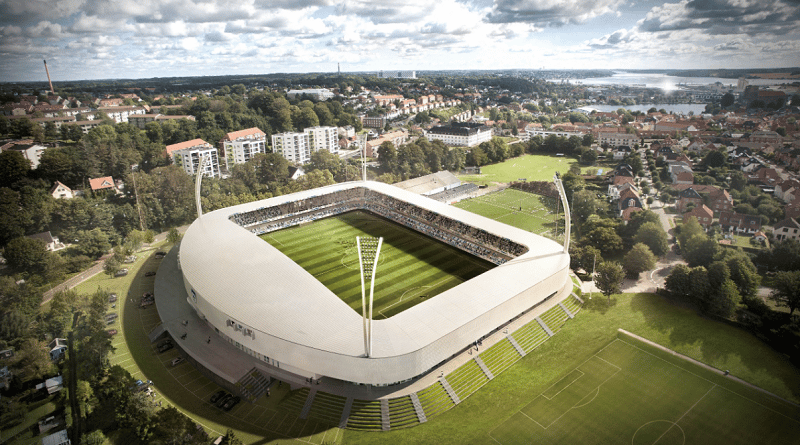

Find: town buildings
220;127;268;171
426;122;492;147
271;126;338;165
165;139;220;178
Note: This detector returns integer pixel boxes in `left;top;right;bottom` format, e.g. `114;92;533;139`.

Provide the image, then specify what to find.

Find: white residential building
165;139;220;178
98;106;147;123
286;89;334;100
597;132;639;148
220;127;267;171
426;123;492;147
305;126;338;155
271;126;338;165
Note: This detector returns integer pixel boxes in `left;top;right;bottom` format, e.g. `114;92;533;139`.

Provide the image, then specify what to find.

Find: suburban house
48;338;68;361
49;181;74;199
773;217;800;242
618;186;644;221
0;140;47;169
676;187;704;213
775;179;800;204
35;375;64;395
26;231;64;251
708;188;734;215
612;145;632;160
89;176;117;193
683;205;714;228
718;211;762;234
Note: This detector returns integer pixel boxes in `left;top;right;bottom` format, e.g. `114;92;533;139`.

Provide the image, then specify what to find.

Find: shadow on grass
583;295;618;314
627;292;800;402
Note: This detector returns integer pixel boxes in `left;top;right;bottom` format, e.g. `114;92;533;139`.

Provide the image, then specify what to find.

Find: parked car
155;251;167;259
107;329;118;336
216;394;232;408
171;357;185;366
114;268;129;277
158;342;174;353
145;271;156;277
222;396;240;411
108;293;118;303
210;390;227;404
124;255;137;263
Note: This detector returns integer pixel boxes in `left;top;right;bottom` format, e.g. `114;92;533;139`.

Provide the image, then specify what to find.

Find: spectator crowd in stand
228;186;528;264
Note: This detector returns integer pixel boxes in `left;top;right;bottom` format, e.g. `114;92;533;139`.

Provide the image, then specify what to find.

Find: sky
1;0;799;82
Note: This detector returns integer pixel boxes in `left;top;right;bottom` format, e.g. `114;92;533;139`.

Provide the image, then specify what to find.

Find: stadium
174;180;571;386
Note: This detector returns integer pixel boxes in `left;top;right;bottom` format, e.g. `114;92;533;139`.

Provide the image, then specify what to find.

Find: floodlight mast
356;236;383;357
195;153;213;218
553;173;571;253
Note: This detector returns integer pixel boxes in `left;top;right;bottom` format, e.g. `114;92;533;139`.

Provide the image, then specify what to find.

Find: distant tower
43;60;54;94
338;63;340;75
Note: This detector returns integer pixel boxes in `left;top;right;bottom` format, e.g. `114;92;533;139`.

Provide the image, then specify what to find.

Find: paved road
41;225;189;304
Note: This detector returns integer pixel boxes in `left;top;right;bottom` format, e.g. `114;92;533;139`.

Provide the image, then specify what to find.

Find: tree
720;92;735;108
683;235;719;268
702;150;726;168
104;257;121;276
572;190;602;227
633;221;669;256
678;216;705;247
584;226;623;257
3;236;49;273
75;228;112;259
0;150;31;189
377;141;397;172
81;430;110;445
770;270;800;315
167;227;182;244
725;253;760;299
665;263;692;300
623;243;657;278
12;338;56;381
595;261;624;302
219;429;244;445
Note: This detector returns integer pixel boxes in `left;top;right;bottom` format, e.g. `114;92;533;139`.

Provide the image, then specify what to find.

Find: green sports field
491;334;800;445
261;210;495;319
454;188;564;240
458;154;575;185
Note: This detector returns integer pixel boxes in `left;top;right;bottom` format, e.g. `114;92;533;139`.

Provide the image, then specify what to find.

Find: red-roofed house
719;211;762;234
165;139;220;178
683;205;714;228
220;127;267;171
89;176;116;192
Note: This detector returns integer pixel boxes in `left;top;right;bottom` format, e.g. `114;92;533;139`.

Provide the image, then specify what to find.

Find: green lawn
457;154;575;186
340;293;800;445
491;335;798;444
262;210;495;319
453;188;563;240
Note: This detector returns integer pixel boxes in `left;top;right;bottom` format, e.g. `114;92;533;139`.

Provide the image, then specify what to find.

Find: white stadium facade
168;181;571;387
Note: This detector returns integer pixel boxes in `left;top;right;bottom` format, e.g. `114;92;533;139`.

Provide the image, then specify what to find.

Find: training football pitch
261;210;495;319
458;154;575;185
454;188;564;239
491;334;800;445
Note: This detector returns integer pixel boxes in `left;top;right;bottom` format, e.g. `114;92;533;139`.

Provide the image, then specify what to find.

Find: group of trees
663;217;760;317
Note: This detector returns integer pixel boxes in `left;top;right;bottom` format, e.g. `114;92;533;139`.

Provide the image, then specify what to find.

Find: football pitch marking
622;340;800;424
632;420;686;445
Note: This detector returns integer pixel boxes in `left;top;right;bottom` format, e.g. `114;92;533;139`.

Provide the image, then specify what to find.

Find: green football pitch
458;154;575;185
261;210;495;319
454;188;564;240
491;335;800;445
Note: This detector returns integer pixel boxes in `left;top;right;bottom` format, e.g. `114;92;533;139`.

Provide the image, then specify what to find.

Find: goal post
357;236;383;357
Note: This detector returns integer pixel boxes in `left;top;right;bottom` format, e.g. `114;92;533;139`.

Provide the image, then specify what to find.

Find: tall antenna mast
43;60;55;94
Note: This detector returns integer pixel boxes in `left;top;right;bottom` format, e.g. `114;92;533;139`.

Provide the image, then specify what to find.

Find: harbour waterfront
580;104;709;115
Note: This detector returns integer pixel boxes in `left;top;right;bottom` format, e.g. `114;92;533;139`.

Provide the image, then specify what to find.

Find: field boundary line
617;331;800;424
